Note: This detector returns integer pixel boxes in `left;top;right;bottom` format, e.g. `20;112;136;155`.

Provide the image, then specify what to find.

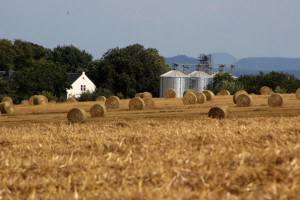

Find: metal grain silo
189;70;213;92
160;70;189;98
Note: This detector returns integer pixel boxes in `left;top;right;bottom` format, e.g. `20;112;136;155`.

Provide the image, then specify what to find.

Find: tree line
0;39;169;103
1;38;299;103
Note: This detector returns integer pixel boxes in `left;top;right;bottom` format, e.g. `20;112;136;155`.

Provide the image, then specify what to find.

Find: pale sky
1;0;300;60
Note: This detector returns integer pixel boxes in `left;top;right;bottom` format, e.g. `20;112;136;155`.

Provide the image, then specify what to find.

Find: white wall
67;72;96;98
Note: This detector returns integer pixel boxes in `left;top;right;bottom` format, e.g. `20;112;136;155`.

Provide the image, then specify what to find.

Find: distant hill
164;52;237;71
234;57;300;70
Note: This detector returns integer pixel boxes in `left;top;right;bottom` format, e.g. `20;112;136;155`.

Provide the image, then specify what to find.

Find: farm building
160;70;189;98
67;72;96;98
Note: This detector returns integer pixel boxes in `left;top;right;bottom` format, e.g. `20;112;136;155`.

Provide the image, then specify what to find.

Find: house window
81;85;86;91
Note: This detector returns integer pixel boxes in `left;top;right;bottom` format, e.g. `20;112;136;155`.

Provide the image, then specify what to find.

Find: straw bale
233;90;248;104
296;88;300;99
67;108;87;123
90;104;106;117
129;97;145;110
135;93;142;98
260;86;272;95
29;95;35;105
182;92;197;105
67;97;77;103
20;100;30;106
105;96;120;109
268;93;284;107
49;100;56;104
33;95;48;105
141;92;152;98
1;97;13;105
203;90;215;101
183;89;195;96
96;96;106;101
208;105;229;119
194;92;206;104
236;93;253;107
143;97;155;109
0;101;15;115
217;90;230;96
166;88;176;98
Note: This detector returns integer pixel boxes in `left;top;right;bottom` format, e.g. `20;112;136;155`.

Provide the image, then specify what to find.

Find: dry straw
49;100;56;104
233;90;248;104
203;90;215;101
195;92;206;104
208;105;229;119
166;88;176;98
33;95;48;105
296;88;300;99
129;97;145;110
217;90;230;96
1;97;13;105
67;108;87;123
96;96;106;101
183;89;195;96
236;93;253;107
29;95;35;105
0;101;15;115
141;92;152;98
67;97;77;103
260;86;272;95
143;97;155;109
90;104;106;117
105;96;120;109
135;93;142;98
182;92;197;105
268;93;284;107
20;100;30;106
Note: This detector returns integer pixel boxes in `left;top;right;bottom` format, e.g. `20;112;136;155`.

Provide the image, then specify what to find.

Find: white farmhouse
67;72;96;98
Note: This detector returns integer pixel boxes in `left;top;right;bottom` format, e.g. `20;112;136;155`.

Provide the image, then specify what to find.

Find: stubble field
0;94;300;199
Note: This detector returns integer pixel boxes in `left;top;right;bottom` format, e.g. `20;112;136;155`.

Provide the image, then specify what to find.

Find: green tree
0;39;16;70
13;59;71;101
95;44;169;98
51;45;93;73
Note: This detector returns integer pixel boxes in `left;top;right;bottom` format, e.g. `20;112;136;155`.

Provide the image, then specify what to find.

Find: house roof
0;70;17;81
68;73;81;84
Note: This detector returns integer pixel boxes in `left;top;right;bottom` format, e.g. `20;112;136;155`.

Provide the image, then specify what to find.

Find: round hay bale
141;92;152;99
67;108;87;123
105;96;120;109
29;95;35;105
182;92;197;105
33;95;48;105
268;93;284;107
203;90;215;101
166;88;176;98
208;105;229;119
183;89;195;96
49;100;56;104
96;96;106;101
296;88;300;99
236;93;253;107
143;97;155;109
260;86;272;95
135;93;142;98
233;90;248;104
129;97;145;110
0;101;15;115
217;90;230;96
20;100;30;106
67;97;77;103
1;97;13;105
90;104;106;117
195;92;206;104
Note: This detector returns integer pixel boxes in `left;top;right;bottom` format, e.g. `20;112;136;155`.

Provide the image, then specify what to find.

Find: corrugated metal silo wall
160;77;189;98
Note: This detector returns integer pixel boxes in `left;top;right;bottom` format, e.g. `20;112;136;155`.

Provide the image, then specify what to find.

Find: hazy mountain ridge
164;53;300;79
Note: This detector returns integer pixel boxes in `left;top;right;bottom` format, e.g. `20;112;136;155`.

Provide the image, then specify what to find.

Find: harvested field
0;94;300;199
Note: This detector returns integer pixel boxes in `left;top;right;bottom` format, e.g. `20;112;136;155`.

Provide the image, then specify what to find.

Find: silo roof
160;70;189;77
188;70;212;78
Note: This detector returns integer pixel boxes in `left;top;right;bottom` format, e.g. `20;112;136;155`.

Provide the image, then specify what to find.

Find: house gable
67;72;96;98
